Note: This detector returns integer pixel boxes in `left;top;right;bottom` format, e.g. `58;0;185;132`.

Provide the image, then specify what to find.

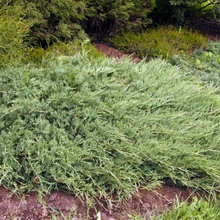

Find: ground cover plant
171;41;220;91
0;51;220;203
129;197;220;220
151;0;220;24
155;197;220;220
109;26;207;59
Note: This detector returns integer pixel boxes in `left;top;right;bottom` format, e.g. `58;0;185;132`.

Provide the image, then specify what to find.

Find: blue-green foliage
171;41;220;91
156;197;220;220
0;53;220;197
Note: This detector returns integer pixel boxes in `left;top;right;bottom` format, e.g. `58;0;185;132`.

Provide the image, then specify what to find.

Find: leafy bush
109;26;207;59
193;1;220;17
0;53;220;198
156;197;220;220
0;5;31;67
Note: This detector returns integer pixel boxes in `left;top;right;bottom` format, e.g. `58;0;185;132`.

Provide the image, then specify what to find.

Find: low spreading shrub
155;197;220;220
171;41;220;91
45;40;104;59
109;26;207;59
0;53;219;199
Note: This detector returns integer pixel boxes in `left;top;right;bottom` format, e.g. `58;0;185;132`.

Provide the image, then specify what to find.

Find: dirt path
0;185;202;219
94;43;140;62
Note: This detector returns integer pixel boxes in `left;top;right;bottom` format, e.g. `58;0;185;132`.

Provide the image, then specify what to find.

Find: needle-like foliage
155;197;220;220
0;52;219;199
0;5;31;67
171;41;220;91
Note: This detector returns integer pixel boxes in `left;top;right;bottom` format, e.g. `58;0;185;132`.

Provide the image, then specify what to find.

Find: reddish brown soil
0;185;203;219
94;43;140;62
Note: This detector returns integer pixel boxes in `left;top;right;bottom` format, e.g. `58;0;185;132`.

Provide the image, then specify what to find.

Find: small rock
49;193;57;201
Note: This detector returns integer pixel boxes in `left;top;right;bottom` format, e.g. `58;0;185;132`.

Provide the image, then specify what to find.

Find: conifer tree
85;0;156;34
0;0;88;46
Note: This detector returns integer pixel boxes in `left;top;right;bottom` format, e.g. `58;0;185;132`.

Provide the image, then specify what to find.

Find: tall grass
0;52;219;199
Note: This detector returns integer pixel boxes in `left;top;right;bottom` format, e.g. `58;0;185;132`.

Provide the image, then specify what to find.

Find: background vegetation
151;0;220;24
0;5;31;67
0;0;156;46
1;0;218;47
109;26;207;59
84;0;155;36
0;0;88;46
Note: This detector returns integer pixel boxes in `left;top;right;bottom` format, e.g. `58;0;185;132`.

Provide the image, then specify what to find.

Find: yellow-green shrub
47;41;104;58
26;41;104;64
109;26;207;59
0;5;31;67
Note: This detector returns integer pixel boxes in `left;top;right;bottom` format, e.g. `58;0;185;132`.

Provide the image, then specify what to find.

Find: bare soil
94;43;140;62
0;185;203;219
